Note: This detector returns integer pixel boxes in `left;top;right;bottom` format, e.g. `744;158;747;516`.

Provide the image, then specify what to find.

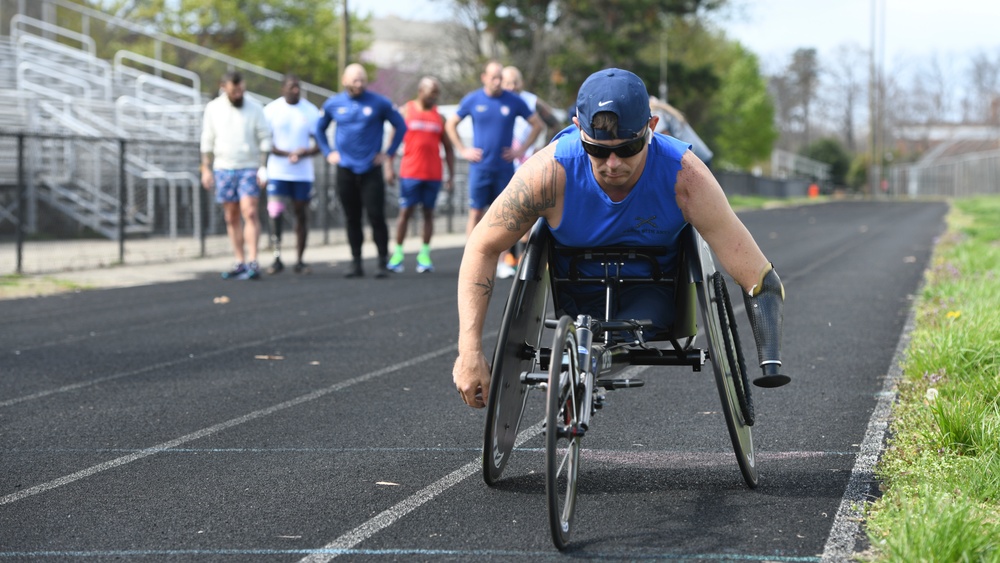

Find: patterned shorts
214;168;260;203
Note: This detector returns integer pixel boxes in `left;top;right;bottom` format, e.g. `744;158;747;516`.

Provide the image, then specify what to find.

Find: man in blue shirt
445;60;544;278
316;63;406;278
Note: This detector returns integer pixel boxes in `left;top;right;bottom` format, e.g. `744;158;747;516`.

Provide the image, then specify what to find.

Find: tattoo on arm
474;276;495;297
488;161;558;231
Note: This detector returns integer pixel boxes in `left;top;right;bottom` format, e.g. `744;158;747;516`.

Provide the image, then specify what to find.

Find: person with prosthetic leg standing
263;74;322;274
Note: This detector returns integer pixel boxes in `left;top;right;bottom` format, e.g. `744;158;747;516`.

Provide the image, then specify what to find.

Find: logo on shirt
635;216;658;228
475;104;488;113
623;215;666;237
501;105;510;116
363;106;373;116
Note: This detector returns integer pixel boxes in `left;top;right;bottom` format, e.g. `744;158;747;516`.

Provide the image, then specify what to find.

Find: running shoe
222;262;247;280
496;262;516;280
238;261;261;280
344;258;364;278
293;262;311;274
416;251;433;273
268;256;284;274
387;247;405;273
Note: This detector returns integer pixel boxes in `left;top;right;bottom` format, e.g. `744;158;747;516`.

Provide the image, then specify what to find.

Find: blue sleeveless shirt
550;126;692;280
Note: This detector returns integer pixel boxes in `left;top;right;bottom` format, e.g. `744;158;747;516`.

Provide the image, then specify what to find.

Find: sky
359;0;1000;69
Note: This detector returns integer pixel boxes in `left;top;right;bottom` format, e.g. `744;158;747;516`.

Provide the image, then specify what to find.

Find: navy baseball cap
575;68;651;141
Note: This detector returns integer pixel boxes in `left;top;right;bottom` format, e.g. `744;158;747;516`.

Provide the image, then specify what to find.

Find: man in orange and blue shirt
388;77;455;273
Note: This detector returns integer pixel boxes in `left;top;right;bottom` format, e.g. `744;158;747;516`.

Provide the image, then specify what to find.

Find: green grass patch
727;194;823;210
0;273;89;299
865;196;1000;561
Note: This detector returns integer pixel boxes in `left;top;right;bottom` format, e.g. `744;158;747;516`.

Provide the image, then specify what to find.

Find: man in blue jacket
317;63;406;278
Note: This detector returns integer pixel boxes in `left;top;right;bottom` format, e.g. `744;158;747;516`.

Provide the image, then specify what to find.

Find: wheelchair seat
538;222;699;347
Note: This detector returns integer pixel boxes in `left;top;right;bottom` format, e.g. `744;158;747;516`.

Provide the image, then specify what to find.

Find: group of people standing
200;60;557;280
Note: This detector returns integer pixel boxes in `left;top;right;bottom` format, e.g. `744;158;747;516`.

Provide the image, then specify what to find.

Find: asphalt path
0;200;948;561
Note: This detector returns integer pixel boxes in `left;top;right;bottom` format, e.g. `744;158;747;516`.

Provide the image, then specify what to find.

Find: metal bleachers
0;14;219;239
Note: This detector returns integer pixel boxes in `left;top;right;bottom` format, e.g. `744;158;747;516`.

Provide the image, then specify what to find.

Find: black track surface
0;200;947;561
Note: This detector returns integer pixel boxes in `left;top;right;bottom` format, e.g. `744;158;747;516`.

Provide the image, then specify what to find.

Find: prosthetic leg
267;197;290;274
743;263;790;388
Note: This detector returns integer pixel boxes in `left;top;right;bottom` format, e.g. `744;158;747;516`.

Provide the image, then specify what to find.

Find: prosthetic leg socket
743;265;790;388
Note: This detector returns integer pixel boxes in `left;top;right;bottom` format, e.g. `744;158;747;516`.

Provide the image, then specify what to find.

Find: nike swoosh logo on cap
597;100;613;107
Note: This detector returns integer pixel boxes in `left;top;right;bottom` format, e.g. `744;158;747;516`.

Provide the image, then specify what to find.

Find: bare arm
534;98;561;131
453;144;563;407
510;113;545;161
674;150;768;292
440;115;456;189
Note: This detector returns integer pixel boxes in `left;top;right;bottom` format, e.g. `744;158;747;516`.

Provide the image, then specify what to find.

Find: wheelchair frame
482;219;756;550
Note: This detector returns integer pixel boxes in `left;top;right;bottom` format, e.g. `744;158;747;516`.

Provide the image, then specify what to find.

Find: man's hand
502;145;526;163
381;156;396;186
326;151;341;166
256;166;268;188
461;147;483;163
453;352;491;408
201;168;214;191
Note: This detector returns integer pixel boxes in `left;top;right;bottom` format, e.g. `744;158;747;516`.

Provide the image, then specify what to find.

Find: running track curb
819;294;917;560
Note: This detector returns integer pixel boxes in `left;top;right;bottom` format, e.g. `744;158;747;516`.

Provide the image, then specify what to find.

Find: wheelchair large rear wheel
546;315;581;550
695;236;759;488
483;263;551;485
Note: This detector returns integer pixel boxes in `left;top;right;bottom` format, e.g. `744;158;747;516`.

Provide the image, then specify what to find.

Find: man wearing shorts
445;60;544;279
200;71;272;280
388;76;455;273
263;74;321;274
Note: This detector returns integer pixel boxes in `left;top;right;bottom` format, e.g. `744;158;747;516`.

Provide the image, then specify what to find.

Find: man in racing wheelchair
452;68;787;409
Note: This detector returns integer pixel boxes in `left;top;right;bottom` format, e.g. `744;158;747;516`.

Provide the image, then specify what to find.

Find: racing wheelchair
483;219;766;550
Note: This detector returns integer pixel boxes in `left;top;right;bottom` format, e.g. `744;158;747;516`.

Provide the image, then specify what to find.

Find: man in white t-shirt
263;74;322;274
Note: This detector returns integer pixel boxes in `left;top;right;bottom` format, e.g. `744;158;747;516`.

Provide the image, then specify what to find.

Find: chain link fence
1;131;469;275
887;150;1000;198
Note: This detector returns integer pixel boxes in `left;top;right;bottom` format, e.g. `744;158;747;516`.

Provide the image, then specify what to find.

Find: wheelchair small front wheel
546;315;582;550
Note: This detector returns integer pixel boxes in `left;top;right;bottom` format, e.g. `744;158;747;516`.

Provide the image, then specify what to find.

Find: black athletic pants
336;165;389;260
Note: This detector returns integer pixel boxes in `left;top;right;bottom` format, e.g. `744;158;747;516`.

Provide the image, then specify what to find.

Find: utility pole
868;0;885;198
338;0;349;80
867;0;877;198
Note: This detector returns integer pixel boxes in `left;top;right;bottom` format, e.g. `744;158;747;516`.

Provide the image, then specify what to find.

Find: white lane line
820;300;916;560
299;421;546;563
0;299;450;409
0;343;461;506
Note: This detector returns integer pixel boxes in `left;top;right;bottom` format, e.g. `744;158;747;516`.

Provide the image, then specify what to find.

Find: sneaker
387;248;405;273
293;262;311;274
222;262;247;280
268;257;284;274
345;258;364;278
504;252;518;267
496;262;516;280
238;261;261;280
416;252;433;273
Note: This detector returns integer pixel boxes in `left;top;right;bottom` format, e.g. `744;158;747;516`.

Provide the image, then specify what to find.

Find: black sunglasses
580;129;648;159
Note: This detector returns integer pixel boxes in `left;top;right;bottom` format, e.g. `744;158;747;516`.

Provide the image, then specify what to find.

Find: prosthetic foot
743;264;790;388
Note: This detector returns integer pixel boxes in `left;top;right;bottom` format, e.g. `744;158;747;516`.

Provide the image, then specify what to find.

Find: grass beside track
864;196;1000;561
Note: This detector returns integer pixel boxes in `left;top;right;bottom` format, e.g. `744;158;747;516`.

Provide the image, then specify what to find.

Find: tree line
45;0;1000;189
